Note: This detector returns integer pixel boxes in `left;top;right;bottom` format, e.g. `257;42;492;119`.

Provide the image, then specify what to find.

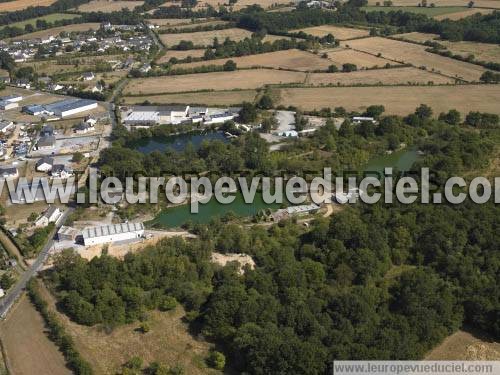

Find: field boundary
344;45;469;83
0;336;11;375
26;278;93;375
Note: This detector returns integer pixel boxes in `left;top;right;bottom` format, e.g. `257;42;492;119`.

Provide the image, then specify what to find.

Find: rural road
0;207;74;319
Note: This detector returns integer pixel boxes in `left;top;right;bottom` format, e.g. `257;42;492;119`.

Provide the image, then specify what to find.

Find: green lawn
3;13;80;30
362;6;467;16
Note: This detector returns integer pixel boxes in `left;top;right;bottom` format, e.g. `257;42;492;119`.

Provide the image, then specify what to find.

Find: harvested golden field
393;32;440;43
148;18;194;26
366;0;500;8
11;23;101;41
307;67;454;86
123;90;258;106
124;69;306;94
426;329;500;360
195;0;292;9
434;7;495;20
0;295;70;375
291;25;370;40
76;0;144;12
342;37;486;82
278;85;500;115
175;49;333;71
160;28;252;47
36;283;218;375
0;0;55;12
321;48;399;68
394;33;500;64
441;40;500;64
262;34;292;42
233;0;293;9
157;49;206;63
161;20;229;31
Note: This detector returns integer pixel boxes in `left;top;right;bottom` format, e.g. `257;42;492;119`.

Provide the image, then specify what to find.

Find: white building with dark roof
36;156;54;172
35;205;62;227
123;105;190;126
82;222;144;246
44;99;98;118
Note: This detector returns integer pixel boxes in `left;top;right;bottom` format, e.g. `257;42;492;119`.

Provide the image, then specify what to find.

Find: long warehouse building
44;98;98;117
82;222;144;246
23;98;98;118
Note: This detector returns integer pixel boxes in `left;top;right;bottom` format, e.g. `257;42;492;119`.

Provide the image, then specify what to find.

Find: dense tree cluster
229;6;500;44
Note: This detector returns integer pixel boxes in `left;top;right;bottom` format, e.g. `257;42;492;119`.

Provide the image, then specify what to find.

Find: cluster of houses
35;156;73;178
122;105;240;127
0;23;153;64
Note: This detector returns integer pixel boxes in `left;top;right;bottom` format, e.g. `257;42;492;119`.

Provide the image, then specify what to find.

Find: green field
362;6;467;16
2;13;80;30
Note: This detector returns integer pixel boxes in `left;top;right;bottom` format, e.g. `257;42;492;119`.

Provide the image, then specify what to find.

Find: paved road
0;207;74;318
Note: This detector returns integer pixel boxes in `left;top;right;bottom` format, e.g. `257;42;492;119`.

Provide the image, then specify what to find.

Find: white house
51;164;73;179
84;116;97;126
36;156;54;172
35;205;62;227
82;72;95;81
278;130;298;137
0;120;14;133
82;222;144;246
0;167;18;179
91;82;104;93
74;121;95;134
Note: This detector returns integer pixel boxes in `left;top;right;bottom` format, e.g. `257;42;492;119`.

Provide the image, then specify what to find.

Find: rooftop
44;99;97;113
36;156;54;166
37;135;56;147
82;222;144;239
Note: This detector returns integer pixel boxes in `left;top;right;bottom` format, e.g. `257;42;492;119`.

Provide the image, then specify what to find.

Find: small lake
148;192;281;228
132;131;227;154
144;132;419;228
363;149;418;175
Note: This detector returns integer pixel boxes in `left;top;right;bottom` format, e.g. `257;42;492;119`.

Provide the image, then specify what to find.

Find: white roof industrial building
23;99;98;118
82;222;144;246
44;99;98;117
123;105;190;125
